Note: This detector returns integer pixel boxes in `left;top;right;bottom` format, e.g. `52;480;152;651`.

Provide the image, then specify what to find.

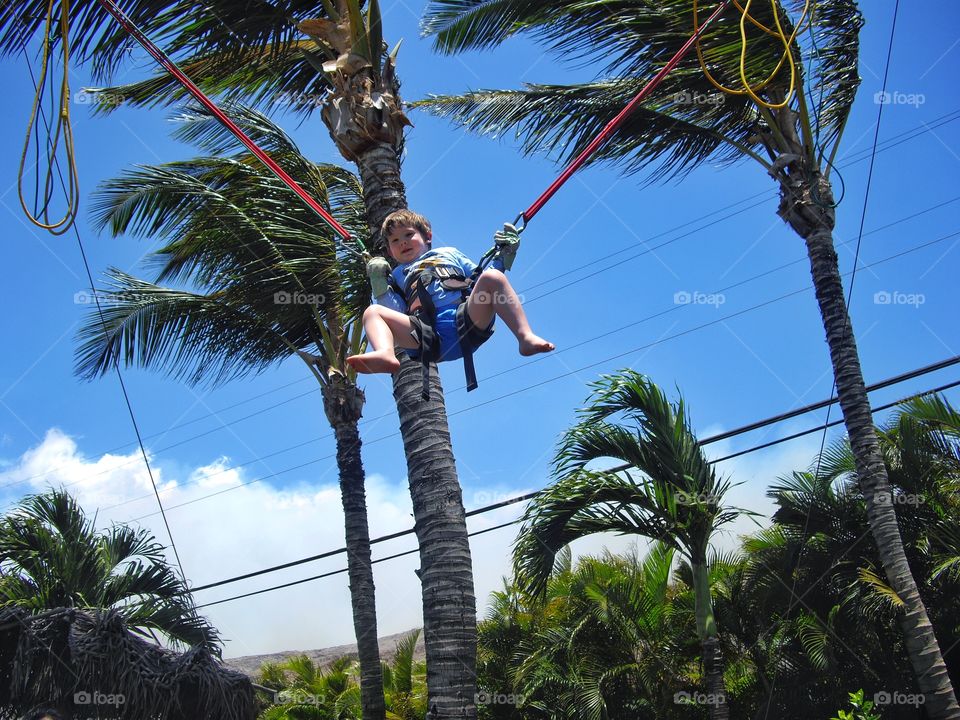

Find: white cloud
0;424;819;660
0;429;424;658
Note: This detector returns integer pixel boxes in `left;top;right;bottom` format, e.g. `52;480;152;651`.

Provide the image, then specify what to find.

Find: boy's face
386;224;431;263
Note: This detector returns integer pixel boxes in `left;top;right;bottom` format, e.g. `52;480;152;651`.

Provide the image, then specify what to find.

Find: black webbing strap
414;271;439;400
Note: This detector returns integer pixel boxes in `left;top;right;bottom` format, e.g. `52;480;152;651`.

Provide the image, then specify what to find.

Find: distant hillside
224;628;426;678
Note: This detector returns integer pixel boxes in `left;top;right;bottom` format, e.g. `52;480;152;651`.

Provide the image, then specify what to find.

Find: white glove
366;256;392;297
493;223;521;271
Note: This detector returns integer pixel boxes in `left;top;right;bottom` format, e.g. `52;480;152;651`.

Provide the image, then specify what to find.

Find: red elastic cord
96;0;353;242
521;0;731;226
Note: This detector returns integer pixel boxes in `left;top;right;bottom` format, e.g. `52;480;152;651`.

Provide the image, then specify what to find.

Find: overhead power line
193;376;960;609
186;355;960;597
6;108;958;495
122;227;960;523
22;51;189;584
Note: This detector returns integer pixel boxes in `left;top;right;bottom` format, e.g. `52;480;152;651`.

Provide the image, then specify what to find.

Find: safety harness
389;259;494;400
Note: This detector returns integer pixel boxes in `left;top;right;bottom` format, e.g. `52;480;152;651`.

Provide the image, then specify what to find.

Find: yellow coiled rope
19;0;80;235
694;0;811;109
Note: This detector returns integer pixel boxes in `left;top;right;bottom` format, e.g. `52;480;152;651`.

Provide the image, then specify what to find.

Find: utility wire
8;209;957;513
21;49;189;584
185;356;959;596
192;377;959;609
118;228;960;522
7;106;959;496
6;109;959;495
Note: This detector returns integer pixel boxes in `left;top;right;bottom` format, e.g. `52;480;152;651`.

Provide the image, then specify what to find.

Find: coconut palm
513;371;739;719
416;1;958;714
74;103;390;720
7;3;478;715
0;488;218;649
729;393;960;713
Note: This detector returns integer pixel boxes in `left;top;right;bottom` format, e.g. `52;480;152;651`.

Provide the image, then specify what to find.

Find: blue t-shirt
375;246;503;312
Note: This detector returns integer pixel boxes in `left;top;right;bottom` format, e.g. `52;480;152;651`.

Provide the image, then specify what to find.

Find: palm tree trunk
324;377;386;720
393;358;478;720
352;140;478;720
786;174;960;718
692;560;728;720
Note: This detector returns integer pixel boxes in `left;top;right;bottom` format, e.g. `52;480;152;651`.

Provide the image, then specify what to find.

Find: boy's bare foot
346;350;401;374
519;333;555;356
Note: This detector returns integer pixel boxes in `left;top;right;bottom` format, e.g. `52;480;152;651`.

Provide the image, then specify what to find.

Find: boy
346;209;554;378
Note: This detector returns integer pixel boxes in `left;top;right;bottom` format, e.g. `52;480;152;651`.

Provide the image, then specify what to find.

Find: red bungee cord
96;0;356;245
517;0;732;229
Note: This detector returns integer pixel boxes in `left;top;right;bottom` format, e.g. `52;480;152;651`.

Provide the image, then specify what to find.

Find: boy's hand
493;223;521;271
366;256;392;297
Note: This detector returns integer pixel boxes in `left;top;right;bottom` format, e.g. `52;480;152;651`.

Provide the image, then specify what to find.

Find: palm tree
2;4;480;715
0;488;218;649
513;371;739;719
416;1;958;714
74;103;390;720
729;393;960;713
0;0;476;720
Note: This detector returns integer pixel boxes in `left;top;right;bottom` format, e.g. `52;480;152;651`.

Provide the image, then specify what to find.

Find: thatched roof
0;607;254;720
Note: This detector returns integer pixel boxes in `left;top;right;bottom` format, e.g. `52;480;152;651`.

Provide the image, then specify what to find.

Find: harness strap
405;264;485;397
413;271;438;400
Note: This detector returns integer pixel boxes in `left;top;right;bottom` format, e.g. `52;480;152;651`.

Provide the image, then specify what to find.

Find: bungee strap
94;0;356;246
412;271;440;400
516;0;732;229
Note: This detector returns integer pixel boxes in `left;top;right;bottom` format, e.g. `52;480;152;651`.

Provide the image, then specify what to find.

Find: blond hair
381;209;432;245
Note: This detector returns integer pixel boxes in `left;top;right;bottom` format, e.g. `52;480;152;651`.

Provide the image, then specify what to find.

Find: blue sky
1;1;958;657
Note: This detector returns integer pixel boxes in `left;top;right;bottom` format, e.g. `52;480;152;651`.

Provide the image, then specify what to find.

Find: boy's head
381;209;432;263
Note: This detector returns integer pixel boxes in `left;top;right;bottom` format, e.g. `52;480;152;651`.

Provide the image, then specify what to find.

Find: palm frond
75;271;297;385
513;470;681;598
415;76;760;183
799;0;863;155
86;40;332;118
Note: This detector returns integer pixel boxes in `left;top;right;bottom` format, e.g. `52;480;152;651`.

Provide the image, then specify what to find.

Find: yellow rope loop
693;0;810;110
19;0;80;235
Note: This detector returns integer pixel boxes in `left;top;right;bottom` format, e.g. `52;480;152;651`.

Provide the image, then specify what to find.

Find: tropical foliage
471;392;960;718
513;372;740;718
0;488;217;649
255;630;427;720
416;1;958;713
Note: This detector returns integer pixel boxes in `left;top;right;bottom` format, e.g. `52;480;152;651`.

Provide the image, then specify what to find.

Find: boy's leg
465;269;554;356
346;305;419;374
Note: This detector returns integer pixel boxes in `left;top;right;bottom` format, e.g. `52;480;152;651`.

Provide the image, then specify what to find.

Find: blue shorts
408;304;495;362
